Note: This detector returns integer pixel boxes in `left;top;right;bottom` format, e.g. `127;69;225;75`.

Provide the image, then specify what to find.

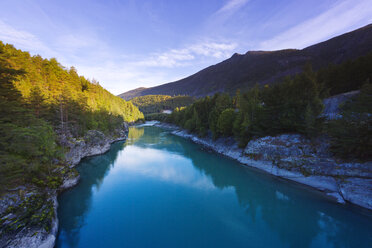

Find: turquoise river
56;125;372;248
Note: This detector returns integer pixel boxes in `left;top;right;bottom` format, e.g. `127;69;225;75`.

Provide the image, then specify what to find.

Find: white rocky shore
0;123;129;248
154;122;372;211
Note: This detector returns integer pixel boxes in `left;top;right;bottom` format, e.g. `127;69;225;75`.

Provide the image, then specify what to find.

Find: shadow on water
57;126;372;248
170;132;372;248
57;141;126;247
182;144;372;247
135;126;372;247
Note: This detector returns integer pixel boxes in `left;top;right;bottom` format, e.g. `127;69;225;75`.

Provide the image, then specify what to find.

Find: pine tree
28;85;46;118
328;83;372;159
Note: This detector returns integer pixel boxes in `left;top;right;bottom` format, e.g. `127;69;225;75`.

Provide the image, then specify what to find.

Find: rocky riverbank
154;122;372;211
0;123;129;248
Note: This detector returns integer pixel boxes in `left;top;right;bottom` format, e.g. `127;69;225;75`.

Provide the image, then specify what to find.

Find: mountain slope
119;24;372;99
119;87;148;101
0;41;143;123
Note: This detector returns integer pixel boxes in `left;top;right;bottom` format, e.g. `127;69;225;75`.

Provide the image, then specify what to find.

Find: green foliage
167;93;234;138
0;41;144;139
145;113;169;121
0;41;144;195
317;52;372;96
131;94;194;115
259;65;324;137
327;83;372;160
166;56;372;160
233;85;263;145
0;44;60;192
1;41;143;125
208;94;233;138
28;86;46;118
217;109;236;136
166;65;324;146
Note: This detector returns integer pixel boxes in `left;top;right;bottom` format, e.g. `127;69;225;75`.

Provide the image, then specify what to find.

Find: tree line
165;53;372;160
0;41;144;193
130;94;194;115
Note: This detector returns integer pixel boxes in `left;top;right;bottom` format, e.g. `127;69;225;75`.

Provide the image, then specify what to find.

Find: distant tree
260;65;323;136
131;94;194;115
164;52;371;161
217;108;236;136
317;52;372;95
327;83;372;159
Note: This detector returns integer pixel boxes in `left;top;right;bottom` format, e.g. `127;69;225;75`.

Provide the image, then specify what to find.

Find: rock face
155;122;372;210
0;190;59;248
0;125;128;248
322;90;359;119
244;134;372;178
62;128;128;166
339;178;372;210
244;134;317;160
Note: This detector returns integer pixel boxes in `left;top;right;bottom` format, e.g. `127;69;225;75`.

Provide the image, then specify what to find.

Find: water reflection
57;126;372;248
57;142;125;247
112;146;215;190
173;130;372;247
126;127;144;145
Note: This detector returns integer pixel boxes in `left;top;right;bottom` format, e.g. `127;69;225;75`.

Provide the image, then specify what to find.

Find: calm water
57;125;372;248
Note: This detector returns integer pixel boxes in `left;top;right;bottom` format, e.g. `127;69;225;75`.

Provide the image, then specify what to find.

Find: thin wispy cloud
260;0;372;50
190;41;237;58
76;61;182;94
114;146;217;190
216;0;250;15
0;0;371;94
134;49;195;68
208;0;251;28
0;20;53;56
78;40;238;92
0;20;108;66
56;34;92;52
134;41;237;68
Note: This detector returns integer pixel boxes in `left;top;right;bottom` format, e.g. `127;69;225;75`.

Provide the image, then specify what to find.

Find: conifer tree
28;85;46;118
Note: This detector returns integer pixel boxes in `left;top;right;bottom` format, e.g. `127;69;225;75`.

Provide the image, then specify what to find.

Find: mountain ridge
119;23;372;100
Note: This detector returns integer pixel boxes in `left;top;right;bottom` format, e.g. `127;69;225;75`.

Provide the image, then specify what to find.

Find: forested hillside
130;95;194;114
2;42;143;124
0;41;143;194
165;53;372;160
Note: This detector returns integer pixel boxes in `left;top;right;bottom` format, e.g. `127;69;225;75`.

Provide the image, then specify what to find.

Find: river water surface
57;125;372;248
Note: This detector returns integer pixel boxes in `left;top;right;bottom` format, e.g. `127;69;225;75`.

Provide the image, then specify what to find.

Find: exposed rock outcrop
0;190;58;248
322;90;359;119
61;124;128;166
0;124;128;248
154;122;372;210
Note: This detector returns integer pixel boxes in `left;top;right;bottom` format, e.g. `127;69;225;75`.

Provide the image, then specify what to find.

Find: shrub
327;83;372;160
217;108;236;136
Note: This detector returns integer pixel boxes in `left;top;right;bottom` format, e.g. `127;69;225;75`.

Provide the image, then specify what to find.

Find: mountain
119;24;372;99
119;87;148;100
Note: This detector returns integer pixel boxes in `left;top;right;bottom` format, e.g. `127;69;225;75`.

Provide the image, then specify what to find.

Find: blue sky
0;0;371;95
